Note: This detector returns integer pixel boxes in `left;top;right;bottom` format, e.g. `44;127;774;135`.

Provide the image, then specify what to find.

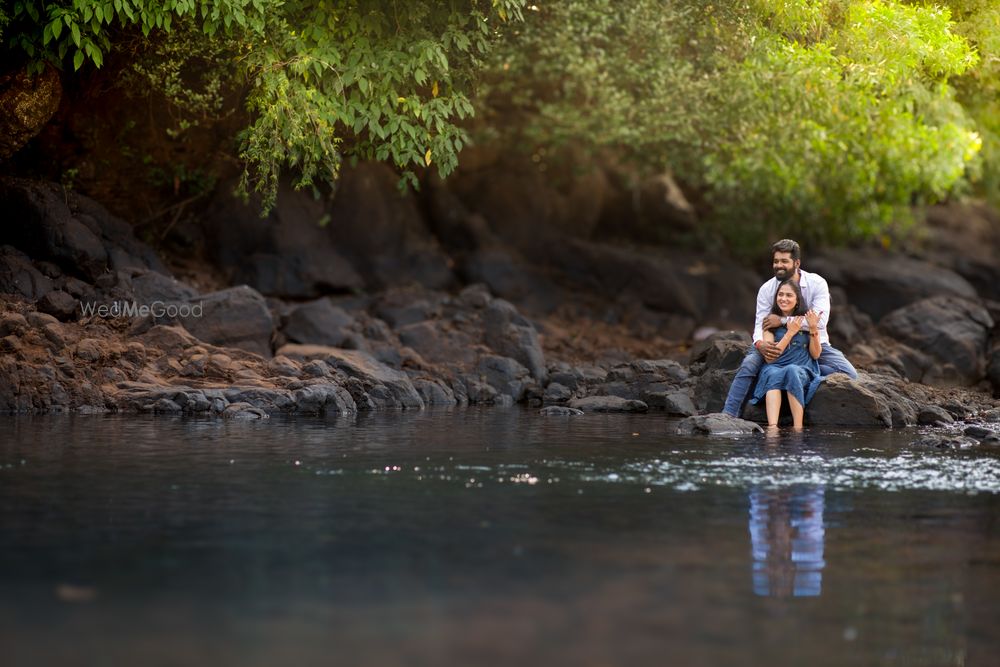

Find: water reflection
748;486;826;597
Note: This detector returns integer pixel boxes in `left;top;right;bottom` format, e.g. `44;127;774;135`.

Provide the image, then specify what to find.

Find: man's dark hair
770;279;807;317
771;238;801;261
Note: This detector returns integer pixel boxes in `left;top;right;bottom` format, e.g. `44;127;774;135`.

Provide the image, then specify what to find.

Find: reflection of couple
748;486;826;597
722;239;858;429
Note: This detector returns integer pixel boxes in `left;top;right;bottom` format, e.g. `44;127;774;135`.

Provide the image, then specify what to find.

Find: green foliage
481;0;989;255
4;0;526;211
944;0;1000;206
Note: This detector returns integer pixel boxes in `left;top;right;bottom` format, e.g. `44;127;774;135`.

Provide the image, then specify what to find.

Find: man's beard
774;268;792;280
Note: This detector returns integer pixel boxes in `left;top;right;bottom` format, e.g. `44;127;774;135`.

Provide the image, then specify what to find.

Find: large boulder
806;374;892;428
918;203;1000;302
324;162;454;289
878;296;993;386
282;299;356;347
676;413;763;436
810;250;978;322
688;331;751;373
202;179;364;299
483;299;547;383
397;320;479;366
179;285;274;358
474;354;532;402
0;245;54;299
0;179;169;281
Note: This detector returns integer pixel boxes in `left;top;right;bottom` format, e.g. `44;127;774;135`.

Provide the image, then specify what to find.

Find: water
1;410;998;666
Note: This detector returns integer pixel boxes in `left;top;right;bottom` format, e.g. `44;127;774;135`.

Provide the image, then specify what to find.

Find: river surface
1;410;998;666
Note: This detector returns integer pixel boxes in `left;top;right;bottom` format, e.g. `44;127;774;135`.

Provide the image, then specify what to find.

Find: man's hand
757;340;781;363
806;309;820;331
762;314;782;331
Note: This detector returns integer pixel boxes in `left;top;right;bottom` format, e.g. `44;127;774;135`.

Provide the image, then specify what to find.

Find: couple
722;239;857;429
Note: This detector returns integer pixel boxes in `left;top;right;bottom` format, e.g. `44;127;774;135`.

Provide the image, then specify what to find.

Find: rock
688;331;751;373
483;299;546;383
475;354;531;402
73;338;104;362
0;312;28;337
373;288;443;327
136;325;200;357
203;179;364;298
879;296;993;386
964;425;999;440
412;378;459;406
568;396;648;413
539;406;584;416
300;360;331;378
911;434;979;450
917;405;955;426
676;413;763;436
131;270;198;304
0;179;108;280
0;245;54;299
324;162;454;289
650;390;697;417
282;299;355;347
223;387;296;413
292;383;357;415
456;283;493;309
543;382;573;404
26;310;58;328
918;203;1000;302
811;250;979;322
807;374;892;428
979;408;1000;423
223;402;269;420
397;320;478;366
459;246;563;311
36;290;78;321
0;335;21;353
179;285;274;358
693;369;735;414
42;324;65;354
988;343;1000;396
277;344;424;408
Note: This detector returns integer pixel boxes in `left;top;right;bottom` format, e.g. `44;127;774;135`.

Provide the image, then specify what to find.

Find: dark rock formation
879;296;993;386
568;396;648;413
203;179;363;299
676;414;763;436
179;286;274;358
811;249;978;322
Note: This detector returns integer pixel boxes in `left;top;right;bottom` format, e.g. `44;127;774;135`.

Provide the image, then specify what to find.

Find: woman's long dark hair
770;279;807;317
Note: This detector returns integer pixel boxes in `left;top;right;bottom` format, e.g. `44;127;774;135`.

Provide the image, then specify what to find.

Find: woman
750;279;823;429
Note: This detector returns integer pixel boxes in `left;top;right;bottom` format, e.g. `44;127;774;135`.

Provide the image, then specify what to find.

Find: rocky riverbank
1;173;999;443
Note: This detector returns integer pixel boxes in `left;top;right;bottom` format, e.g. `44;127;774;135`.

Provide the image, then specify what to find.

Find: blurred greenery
2;1;997;253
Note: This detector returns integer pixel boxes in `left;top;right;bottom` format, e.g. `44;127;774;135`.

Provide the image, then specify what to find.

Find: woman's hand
806;309;820;331
785;316;803;335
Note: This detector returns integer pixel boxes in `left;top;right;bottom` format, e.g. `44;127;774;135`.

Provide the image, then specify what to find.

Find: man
722;239;857;418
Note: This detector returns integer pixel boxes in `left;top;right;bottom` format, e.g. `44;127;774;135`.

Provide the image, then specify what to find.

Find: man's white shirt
753;268;831;345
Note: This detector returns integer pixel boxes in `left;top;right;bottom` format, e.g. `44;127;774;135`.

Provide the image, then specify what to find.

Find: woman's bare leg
765;390;782;427
788;393;805;429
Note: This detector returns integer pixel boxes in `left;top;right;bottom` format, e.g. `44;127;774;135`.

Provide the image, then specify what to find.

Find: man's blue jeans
721;344;858;417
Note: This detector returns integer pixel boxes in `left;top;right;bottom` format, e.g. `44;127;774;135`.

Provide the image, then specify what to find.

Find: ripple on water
342;452;1000;494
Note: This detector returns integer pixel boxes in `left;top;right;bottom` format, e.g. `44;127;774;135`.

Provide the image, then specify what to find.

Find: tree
478;0;988;254
3;0;527;210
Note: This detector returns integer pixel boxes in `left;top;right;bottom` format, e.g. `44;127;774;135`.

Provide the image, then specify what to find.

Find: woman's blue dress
750;326;823;407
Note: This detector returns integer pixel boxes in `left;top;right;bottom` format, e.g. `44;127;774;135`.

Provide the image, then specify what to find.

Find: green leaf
73;49;84;70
